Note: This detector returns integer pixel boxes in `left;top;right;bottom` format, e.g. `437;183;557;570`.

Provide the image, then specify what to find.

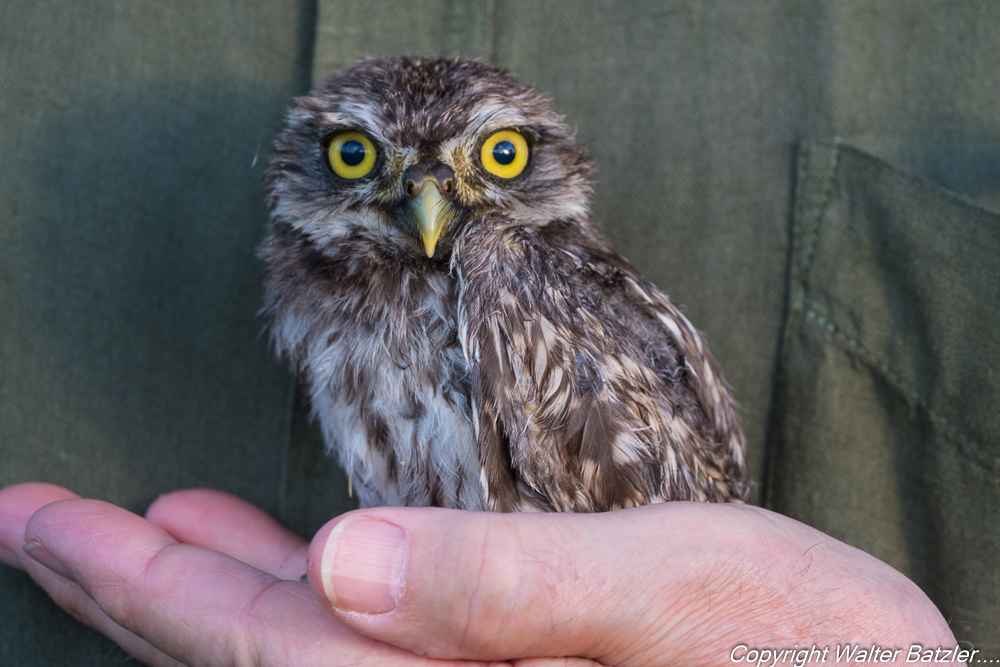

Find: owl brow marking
465;98;535;131
319;90;391;135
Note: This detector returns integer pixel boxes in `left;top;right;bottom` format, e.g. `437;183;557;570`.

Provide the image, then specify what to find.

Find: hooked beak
411;181;448;258
404;163;458;258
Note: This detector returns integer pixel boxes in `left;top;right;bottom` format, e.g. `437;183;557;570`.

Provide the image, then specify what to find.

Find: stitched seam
793;141;841;302
802;303;999;472
788;149;812;293
765;140;843;507
838;144;1000;217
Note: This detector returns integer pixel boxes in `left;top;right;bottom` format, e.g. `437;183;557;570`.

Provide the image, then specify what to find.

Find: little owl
259;57;747;512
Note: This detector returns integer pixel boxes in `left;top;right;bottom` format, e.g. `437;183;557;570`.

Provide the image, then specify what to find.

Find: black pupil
340;140;366;167
493;140;516;165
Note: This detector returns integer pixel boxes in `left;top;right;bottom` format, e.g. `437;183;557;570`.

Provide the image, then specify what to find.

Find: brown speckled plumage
260;56;746;511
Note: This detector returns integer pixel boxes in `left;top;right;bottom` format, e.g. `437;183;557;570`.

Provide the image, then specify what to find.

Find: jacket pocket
768;141;1000;650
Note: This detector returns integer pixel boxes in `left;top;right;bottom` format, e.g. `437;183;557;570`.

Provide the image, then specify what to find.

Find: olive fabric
0;2;327;663
2;1;998;662
770;141;1000;646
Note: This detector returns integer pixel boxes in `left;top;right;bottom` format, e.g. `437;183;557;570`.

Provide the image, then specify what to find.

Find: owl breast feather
455;214;747;511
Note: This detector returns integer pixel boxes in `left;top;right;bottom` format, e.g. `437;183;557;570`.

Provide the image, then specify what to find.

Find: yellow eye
327;131;377;179
480;130;529;179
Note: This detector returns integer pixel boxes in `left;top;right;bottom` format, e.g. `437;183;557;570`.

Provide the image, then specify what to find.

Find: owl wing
457;215;746;512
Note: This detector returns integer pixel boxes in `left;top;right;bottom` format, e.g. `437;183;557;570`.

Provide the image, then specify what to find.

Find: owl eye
326;131;377;179
480;130;529;179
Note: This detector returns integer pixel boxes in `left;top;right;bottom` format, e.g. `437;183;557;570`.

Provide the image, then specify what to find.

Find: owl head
264;57;593;259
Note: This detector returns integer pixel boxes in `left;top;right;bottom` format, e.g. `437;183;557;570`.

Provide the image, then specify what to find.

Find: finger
18;544;187;667
0;482;79;569
2;486;181;664
146;488;308;580
309;503;685;662
309;503;956;664
24;498;495;667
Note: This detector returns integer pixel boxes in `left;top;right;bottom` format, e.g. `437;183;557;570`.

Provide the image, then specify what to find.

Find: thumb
305;502;783;664
307;502;956;665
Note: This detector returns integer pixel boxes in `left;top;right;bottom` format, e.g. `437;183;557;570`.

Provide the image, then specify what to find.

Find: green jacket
2;2;997;661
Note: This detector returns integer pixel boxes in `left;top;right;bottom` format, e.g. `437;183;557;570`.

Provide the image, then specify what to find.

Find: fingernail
320;517;407;614
23;540;76;581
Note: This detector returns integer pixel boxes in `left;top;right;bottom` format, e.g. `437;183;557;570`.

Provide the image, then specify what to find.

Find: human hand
0;483;957;666
0;483;498;666
308;500;959;665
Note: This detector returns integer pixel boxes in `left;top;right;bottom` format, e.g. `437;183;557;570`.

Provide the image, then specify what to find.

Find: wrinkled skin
0;483;956;666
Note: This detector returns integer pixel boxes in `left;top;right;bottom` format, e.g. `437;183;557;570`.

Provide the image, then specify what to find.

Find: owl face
265;57;592;258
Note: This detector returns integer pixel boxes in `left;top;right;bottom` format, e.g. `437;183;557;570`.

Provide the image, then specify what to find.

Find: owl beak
411;182;448;258
405;163;457;258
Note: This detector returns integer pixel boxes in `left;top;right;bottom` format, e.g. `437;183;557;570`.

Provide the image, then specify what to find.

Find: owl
259;57;747;512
